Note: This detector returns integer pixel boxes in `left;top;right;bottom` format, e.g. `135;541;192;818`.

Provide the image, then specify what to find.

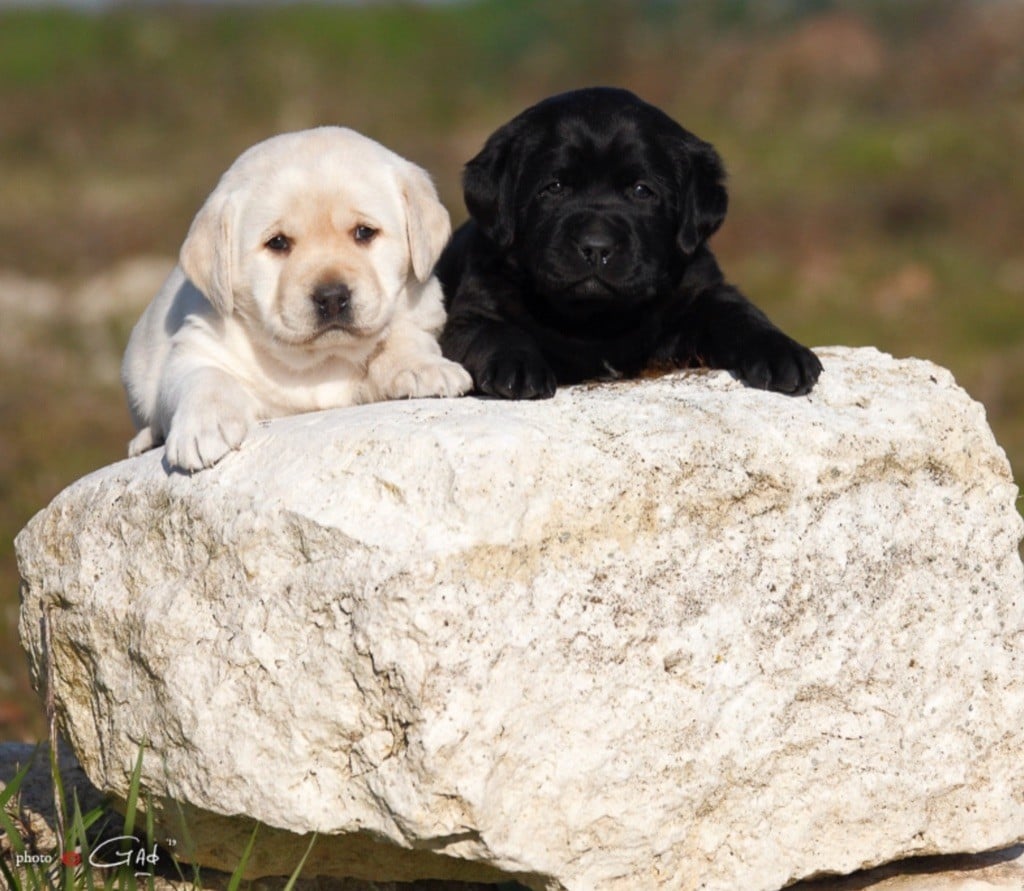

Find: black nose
577;231;616;267
311;282;352;323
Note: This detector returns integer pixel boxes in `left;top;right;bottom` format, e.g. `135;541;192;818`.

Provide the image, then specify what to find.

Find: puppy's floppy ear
401;162;452;283
675;136;729;255
179;186;237;315
462;118;526;250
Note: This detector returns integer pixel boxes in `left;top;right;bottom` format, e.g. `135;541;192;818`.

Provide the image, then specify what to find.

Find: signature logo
15;836;172;876
89;837;163;875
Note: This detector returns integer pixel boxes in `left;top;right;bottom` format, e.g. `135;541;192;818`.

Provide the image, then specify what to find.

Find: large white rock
15;346;1024;891
3;738;1023;890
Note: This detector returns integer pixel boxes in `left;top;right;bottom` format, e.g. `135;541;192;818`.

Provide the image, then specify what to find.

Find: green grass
1;743;319;890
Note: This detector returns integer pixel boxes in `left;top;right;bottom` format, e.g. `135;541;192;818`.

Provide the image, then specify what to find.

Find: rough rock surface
4;742;1022;891
15;347;1024;891
794;846;1024;890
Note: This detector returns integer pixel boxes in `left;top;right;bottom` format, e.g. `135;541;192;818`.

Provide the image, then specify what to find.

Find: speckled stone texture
16;347;1024;890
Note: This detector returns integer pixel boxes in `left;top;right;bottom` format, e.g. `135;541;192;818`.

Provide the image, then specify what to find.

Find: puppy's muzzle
312;282;353;326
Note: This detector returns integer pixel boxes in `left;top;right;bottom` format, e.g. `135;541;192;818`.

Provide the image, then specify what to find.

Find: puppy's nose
577;231;615;267
311;282;352;323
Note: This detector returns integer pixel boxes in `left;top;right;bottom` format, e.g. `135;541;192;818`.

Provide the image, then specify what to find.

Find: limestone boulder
15;347;1024;890
3;742;1022;891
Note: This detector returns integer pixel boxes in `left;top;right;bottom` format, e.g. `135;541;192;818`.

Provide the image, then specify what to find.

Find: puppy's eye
265;234;293;253
632;183;655;200
540;180;564;197
353;225;378;244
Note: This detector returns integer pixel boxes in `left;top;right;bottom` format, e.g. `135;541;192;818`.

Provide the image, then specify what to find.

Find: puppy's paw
476;350;557;399
738;333;823;396
386;357;473;400
164;399;255;472
128;427;157;457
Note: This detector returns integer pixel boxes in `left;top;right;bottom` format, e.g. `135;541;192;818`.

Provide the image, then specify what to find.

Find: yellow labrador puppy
122;127;471;472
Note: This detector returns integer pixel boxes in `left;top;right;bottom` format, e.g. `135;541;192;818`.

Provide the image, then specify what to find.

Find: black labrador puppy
437;87;822;399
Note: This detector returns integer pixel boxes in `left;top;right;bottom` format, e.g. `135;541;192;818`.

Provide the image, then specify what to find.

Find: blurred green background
1;0;1022;741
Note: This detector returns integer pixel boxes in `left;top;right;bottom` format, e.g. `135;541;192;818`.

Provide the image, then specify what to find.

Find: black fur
438;87;822;399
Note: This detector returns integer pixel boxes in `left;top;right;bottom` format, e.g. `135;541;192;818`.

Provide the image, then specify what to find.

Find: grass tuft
0;742;324;891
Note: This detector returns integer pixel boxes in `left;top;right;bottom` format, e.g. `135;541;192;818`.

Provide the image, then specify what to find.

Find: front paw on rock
477;351;557;399
739;336;823;396
388;358;473;399
164;408;253;472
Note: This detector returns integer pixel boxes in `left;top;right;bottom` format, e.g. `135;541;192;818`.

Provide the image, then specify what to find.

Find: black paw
738;333;823;396
476;350;558;399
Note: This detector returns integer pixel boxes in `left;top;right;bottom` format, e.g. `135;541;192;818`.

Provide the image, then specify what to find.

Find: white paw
164;399;254;472
385;358;473;400
128;427;157;458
